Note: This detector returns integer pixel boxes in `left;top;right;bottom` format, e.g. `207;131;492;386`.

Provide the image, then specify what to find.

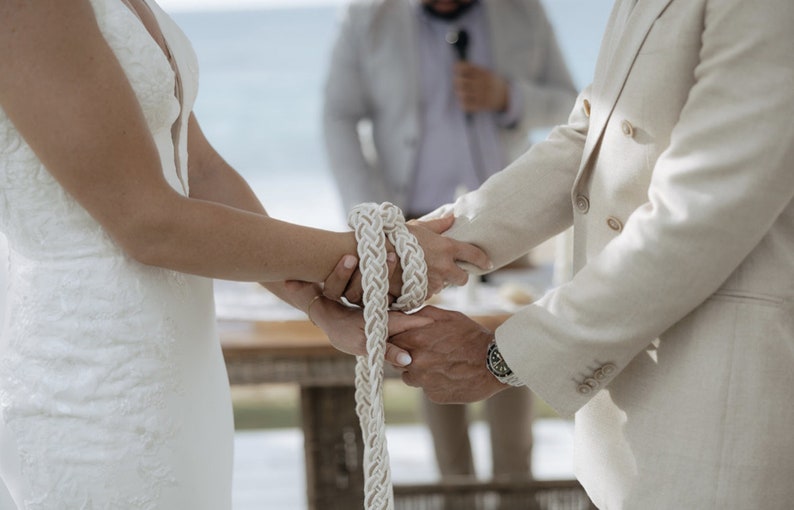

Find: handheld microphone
445;28;469;61
447;28;482;173
447;28;472;123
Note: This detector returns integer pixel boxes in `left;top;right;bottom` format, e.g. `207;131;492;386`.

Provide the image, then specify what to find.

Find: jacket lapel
368;0;420;114
484;0;517;75
576;0;675;181
395;0;421;116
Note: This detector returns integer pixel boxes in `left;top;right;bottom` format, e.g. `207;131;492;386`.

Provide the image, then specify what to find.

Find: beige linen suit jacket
433;0;794;507
323;0;577;212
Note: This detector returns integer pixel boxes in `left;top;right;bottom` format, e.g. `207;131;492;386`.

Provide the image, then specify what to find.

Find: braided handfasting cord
347;202;428;510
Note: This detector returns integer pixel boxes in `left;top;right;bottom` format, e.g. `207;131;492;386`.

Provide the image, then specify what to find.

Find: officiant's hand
454;62;510;113
322;215;491;305
390;306;508;403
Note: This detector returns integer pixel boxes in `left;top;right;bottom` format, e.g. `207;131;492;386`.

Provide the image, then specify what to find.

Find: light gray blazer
433;0;794;507
322;0;577;212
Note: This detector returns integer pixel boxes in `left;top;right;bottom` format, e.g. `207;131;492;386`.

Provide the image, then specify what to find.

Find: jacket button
575;194;590;213
621;120;635;138
594;368;607;381
606;216;623;232
601;363;617;376
583;99;591;118
577;384;593;395
583;377;599;389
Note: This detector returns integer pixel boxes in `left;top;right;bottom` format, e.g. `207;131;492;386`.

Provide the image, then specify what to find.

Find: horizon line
158;0;347;13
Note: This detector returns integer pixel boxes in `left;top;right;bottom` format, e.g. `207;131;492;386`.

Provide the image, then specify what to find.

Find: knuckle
448;309;466;321
427;391;444;404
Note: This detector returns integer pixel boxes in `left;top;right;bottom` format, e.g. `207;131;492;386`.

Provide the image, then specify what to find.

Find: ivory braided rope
347;202;428;510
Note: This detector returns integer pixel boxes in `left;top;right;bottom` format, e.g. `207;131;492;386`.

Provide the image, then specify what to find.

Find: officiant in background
322;0;577;493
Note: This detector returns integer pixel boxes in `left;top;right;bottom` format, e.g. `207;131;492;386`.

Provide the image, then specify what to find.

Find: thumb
412;305;457;321
414;215;455;234
385;343;413;368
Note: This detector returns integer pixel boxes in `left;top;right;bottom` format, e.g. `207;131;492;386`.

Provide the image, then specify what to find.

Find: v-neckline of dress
118;0;188;194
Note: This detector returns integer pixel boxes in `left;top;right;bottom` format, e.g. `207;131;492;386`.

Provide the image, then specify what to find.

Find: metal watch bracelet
486;340;523;387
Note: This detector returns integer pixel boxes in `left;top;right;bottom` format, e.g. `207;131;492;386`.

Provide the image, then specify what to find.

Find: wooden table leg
300;385;365;510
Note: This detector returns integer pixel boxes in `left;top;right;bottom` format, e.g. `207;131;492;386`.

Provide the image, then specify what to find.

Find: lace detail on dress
0;0;180;256
0;0;214;507
100;0;181;132
0;255;186;509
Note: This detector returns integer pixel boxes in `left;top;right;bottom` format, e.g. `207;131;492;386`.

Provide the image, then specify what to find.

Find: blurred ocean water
170;0;613;231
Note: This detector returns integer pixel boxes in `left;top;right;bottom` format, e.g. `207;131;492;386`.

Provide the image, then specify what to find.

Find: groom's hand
407;215;492;297
322;215;491;306
390;306;508;403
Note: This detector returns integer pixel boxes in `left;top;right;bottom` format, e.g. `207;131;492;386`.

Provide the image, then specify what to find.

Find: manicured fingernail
343;255;357;269
386;252;397;264
397;353;412;366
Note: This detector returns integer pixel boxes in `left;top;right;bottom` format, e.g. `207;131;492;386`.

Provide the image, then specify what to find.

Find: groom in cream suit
386;0;794;507
323;0;577;489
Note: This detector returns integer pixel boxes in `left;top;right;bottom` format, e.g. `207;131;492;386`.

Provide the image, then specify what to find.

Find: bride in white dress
0;1;490;507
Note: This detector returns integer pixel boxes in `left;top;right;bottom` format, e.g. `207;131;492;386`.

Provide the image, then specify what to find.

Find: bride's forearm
261;280;321;317
126;113;358;285
123;194;356;283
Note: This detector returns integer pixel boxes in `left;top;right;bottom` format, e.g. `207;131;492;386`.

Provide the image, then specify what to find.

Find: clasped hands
296;215;509;404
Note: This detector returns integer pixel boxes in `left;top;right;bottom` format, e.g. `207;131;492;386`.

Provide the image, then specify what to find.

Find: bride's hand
322;252;400;306
309;297;432;368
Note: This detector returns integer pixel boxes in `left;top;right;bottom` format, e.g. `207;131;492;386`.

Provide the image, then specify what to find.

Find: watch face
487;342;513;377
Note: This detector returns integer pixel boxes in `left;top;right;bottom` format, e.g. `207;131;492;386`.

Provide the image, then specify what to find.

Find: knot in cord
347;202;428;510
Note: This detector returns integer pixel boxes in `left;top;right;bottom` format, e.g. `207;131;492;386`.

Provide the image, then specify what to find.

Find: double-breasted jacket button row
576;363;617;395
573;195;623;232
575;101;630;231
575;194;590;213
606;216;623;232
582;97;635;138
621;119;635;138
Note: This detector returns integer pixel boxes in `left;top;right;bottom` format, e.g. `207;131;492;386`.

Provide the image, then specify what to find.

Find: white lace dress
0;1;234;508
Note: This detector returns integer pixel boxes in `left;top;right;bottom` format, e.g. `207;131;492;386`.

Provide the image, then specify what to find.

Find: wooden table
219;314;510;510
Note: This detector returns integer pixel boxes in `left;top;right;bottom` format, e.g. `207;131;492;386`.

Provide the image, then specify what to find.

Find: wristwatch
486;340;523;387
